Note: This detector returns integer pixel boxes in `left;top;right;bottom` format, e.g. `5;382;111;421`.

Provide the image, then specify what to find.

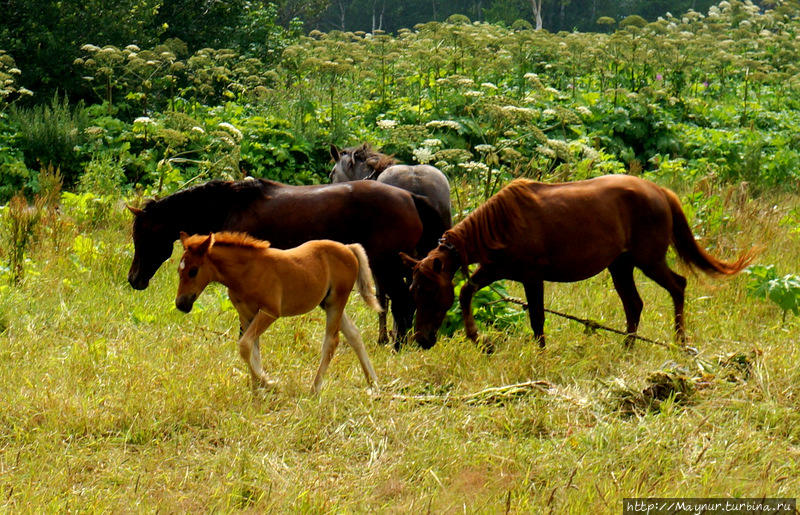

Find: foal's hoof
253;376;279;391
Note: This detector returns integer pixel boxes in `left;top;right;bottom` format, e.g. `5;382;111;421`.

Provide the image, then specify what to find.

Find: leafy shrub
746;265;800;324
9;94;88;187
440;279;526;337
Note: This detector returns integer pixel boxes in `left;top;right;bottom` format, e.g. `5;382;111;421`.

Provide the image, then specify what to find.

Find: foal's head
400;246;459;348
175;232;215;313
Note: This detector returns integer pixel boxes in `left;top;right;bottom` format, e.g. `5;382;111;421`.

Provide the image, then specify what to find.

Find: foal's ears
126;204;143;217
179;232;214;254
329;143;340;161
399;252;419;269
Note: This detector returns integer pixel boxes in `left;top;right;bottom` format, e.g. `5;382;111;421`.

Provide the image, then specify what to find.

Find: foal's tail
664;188;757;276
347;244;383;312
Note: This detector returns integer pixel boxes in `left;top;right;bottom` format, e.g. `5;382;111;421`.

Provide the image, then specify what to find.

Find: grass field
0;185;798;512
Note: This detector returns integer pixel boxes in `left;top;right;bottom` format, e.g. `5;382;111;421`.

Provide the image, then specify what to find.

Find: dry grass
0;188;798;512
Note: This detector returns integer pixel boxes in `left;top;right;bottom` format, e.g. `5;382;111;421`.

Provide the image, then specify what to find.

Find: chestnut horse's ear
399;252;419;269
330;144;340;162
196;233;214;254
127;204;143;216
179;231;190;245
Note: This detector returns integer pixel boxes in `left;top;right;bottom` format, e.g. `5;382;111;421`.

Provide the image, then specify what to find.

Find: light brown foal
175;231;381;393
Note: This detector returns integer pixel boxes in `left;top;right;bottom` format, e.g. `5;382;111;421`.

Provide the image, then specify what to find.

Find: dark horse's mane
349;143;397;173
142;179;271;217
445;178;537;264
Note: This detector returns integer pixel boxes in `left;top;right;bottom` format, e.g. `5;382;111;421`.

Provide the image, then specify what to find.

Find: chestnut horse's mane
445;178;537;264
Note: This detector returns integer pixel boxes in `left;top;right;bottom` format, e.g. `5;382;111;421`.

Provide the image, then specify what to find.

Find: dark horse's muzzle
175;294;197;313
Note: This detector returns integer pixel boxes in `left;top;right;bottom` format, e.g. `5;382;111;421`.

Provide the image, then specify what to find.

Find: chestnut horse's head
175;232;215;313
400;245;459;349
127;205;177;290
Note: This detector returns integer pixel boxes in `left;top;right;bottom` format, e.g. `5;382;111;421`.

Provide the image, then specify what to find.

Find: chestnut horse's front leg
238;309;277;389
523;279;545;347
459;265;499;343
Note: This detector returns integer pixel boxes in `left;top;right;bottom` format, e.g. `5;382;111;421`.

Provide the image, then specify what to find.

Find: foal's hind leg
639;259;688;343
340;311;379;389
608;255;644;347
312;303;346;394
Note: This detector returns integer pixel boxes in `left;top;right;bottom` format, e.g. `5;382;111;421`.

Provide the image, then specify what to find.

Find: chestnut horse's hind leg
639;259;688;343
339;311;379;389
238;309;277;389
608;255;644;347
523;279;546;348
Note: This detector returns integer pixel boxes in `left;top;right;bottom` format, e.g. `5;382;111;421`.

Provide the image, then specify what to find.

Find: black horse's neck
142;179;269;236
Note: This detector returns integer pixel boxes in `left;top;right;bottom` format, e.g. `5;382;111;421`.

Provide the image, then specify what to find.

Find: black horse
127;178;445;347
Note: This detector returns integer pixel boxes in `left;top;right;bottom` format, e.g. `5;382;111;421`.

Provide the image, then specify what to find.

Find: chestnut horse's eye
188;267;198;278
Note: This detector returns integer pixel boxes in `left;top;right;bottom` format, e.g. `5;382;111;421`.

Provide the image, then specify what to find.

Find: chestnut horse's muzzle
175;293;197;313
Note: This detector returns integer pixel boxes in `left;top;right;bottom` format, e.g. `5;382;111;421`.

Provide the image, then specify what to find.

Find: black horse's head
127;205;176;290
329;143;395;183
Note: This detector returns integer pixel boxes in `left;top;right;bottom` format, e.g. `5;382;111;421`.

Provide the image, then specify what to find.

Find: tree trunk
530;0;543;30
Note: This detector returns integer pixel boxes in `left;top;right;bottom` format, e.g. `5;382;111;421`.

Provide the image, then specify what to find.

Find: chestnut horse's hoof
476;335;495;354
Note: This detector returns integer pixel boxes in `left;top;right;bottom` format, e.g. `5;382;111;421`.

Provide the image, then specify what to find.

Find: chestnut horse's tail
347;244;383;312
663;188;756;276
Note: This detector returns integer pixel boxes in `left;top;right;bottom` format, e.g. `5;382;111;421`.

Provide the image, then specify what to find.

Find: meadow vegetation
1;0;800;510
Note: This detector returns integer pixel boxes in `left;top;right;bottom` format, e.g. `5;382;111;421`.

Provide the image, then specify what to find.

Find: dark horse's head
329;143;397;183
127;204;176;290
400;244;460;348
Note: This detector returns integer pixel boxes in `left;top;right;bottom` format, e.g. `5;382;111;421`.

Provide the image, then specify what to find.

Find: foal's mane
211;232;271;251
446;178;537;263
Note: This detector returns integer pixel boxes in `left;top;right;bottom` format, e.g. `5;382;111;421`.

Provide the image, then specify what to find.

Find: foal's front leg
238;309;276;389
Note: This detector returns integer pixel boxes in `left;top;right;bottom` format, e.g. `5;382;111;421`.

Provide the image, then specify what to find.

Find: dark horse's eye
188;267;198;278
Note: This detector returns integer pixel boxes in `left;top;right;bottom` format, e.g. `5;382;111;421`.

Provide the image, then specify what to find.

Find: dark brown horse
127;178;441;344
400;175;757;349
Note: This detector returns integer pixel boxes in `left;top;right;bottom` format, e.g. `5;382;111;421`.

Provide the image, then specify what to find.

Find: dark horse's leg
523;279;546;347
375;283;389;345
374;262;414;350
608;254;644;347
639;258;688;343
459;265;499;343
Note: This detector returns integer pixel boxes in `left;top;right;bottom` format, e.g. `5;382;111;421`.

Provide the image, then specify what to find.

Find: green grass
0;189;798;512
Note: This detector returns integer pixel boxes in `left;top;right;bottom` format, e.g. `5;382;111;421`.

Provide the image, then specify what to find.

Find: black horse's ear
330;144;340;161
399;252;419;269
127;204;143;216
355;142;368;159
432;257;443;273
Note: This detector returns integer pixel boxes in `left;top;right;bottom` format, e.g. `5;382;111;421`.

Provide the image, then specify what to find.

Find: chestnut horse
401;175;756;349
127;178;444;346
176;232;381;393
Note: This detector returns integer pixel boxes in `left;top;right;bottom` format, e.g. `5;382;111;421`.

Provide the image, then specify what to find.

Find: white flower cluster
413;147;434;164
474;144;495;154
458;161;490;175
500;105;533;115
376;119;397;130
480;82;498;90
542;108;557;118
523;72;539;80
426;120;462;131
134;116;154;125
575;106;592;117
422;138;443;150
465;90;483;98
218;122;243;143
191;126;205;134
